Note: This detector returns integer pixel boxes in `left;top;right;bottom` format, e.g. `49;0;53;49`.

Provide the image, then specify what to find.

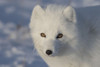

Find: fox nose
46;50;52;55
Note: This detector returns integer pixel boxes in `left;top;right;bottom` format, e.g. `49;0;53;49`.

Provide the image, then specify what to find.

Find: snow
5;6;16;14
0;0;100;67
0;0;8;5
0;22;47;67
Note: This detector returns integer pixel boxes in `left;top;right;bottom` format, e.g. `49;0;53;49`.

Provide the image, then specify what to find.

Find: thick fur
30;5;100;67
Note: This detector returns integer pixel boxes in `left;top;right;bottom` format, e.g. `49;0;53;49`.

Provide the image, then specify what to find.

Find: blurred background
0;0;100;67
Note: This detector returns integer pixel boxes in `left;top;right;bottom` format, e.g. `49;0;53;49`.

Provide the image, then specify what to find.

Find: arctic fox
30;5;100;67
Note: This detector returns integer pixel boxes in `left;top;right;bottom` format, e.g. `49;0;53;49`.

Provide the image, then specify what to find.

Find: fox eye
40;33;46;38
56;33;63;39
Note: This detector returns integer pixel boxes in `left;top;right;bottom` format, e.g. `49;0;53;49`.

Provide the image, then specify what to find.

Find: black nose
46;50;52;55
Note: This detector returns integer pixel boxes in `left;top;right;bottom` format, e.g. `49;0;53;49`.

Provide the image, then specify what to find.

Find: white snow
5;6;16;14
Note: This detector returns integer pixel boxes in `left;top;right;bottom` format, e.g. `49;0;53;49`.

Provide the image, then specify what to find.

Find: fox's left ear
63;6;76;23
31;5;45;19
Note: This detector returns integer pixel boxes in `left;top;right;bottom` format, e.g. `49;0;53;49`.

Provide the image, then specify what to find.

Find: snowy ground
0;0;100;67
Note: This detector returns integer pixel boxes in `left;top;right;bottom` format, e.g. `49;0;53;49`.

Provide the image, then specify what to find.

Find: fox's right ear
31;5;45;19
63;6;76;23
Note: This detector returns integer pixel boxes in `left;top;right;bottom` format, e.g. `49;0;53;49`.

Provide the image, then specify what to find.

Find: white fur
30;5;100;67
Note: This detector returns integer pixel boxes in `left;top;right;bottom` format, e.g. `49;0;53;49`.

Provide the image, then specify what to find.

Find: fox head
30;5;78;57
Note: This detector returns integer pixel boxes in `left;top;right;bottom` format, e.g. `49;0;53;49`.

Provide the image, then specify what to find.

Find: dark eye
40;33;46;38
56;33;63;39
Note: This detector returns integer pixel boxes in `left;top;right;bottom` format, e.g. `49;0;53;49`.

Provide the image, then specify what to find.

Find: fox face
39;32;65;56
30;5;77;57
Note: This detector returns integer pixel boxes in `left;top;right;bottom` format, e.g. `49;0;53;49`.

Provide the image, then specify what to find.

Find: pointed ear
63;6;76;23
31;5;45;19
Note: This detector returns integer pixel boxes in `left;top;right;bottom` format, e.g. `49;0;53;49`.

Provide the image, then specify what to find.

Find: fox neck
40;51;81;67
